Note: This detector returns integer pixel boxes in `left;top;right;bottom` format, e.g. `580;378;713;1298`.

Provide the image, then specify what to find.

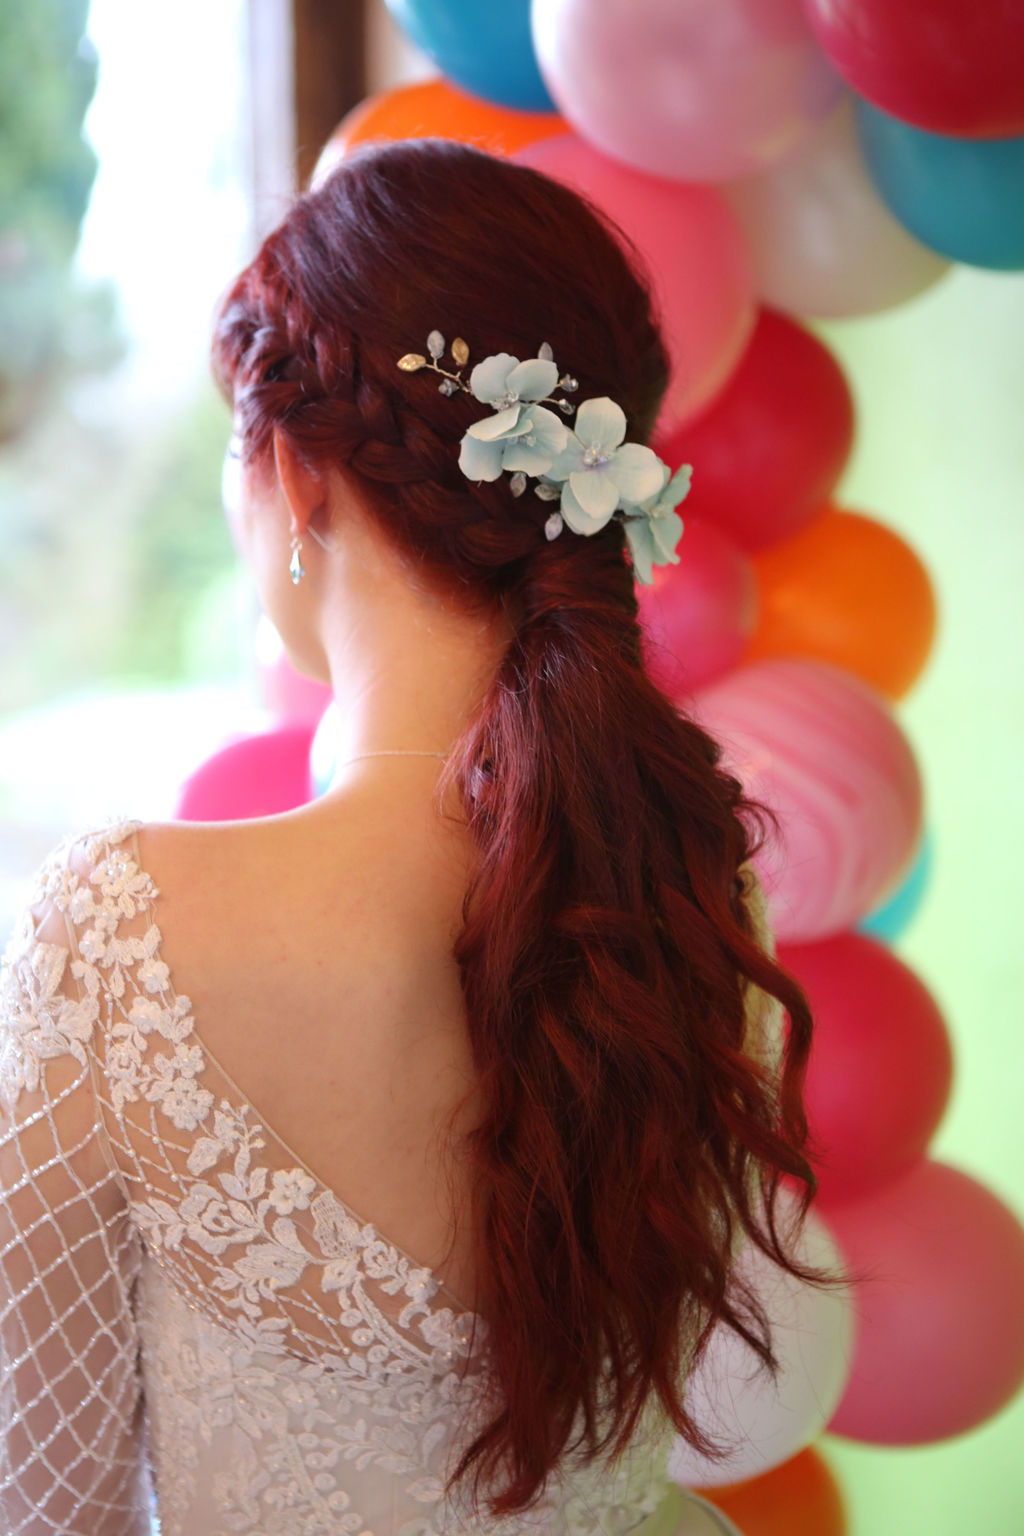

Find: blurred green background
813;268;1024;1533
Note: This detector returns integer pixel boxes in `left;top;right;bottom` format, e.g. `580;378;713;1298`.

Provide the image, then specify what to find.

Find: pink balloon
722;100;950;319
517;134;756;424
826;1161;1024;1443
668;1196;854;1487
692;659;923;942
255;617;333;726
776;933;954;1203
175;726;316;822
532;0;842;184
260;655;333;726
637;520;757;693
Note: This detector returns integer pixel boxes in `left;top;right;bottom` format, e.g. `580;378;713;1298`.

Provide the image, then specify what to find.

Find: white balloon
722;99;950;318
669;1198;854;1488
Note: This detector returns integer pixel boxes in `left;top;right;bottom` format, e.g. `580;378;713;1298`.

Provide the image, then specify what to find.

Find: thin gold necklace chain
339;750;450;765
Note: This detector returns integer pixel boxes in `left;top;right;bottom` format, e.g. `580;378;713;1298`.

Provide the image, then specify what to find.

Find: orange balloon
700;1446;847;1536
742;505;937;699
315;80;564;185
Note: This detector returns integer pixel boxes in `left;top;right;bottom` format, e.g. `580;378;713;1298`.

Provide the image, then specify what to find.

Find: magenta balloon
175;727;316;822
637;520;757;694
532;0;842;183
692;659;923;942
517;134;756;424
826;1161;1024;1442
803;0;1024;139
776;933;954;1203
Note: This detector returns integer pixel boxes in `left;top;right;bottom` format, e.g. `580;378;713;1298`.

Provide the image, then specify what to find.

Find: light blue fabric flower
469;352;559;412
459;353;566;482
543;398;665;535
620;463;692;584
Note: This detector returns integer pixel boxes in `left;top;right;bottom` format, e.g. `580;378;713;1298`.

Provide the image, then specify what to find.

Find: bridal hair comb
398;333;690;584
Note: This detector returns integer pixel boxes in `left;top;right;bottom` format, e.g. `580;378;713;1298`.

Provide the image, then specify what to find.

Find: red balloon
825;1161;1024;1443
802;0;1024;139
776;932;953;1203
637;520;757;693
655;307;854;552
175;727;316;822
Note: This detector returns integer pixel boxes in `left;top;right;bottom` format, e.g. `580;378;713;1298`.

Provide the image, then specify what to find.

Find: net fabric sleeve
0;831;150;1535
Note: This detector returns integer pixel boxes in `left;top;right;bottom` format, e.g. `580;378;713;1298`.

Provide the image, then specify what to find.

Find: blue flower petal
570;466;620;520
501;439;554;475
624;518;656;585
544;430;583;482
574;397;627;452
608;443;665;505
469;353;518;405
505;358;559;402
466;403;527;441
651;508;684;564
560;478;613;536
459;432;506;482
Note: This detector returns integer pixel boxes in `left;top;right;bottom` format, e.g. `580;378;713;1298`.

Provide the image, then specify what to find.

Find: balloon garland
177;2;1024;1527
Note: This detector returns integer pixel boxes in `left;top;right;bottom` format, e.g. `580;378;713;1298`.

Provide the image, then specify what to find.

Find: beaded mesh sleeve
0;820;767;1536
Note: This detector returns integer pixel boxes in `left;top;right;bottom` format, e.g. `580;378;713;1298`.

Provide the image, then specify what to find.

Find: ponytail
437;535;836;1515
211;136;847;1523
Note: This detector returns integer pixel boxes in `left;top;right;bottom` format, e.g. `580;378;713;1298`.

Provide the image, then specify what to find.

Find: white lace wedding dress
0;819;764;1536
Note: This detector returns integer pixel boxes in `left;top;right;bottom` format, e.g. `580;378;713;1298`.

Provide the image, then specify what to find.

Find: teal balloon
385;0;554;112
856;98;1024;270
861;828;934;943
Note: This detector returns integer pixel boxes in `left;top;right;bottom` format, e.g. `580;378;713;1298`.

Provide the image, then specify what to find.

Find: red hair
211;139;844;1518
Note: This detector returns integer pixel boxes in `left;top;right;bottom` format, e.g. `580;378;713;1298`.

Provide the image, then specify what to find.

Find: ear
272;428;326;533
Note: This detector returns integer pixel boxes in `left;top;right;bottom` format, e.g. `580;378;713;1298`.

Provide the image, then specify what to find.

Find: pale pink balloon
668;1196;854;1487
256;616;333;726
722;99;950;318
692;659;923;941
637;521;757;693
517;134;756;424
825;1161;1024;1443
531;0;843;184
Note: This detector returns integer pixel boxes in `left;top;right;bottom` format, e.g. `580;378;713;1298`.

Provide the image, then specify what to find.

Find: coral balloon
654;308;855;552
517;134;755;424
637;522;757;694
314;79;563;186
668;1200;853;1487
693;660;923;942
384;0;553;112
776;932;953;1203
703;1448;848;1536
530;0;841;184
723;101;950;319
826;1161;1024;1442
743;507;937;699
175;727;316;822
802;0;1024;139
860;827;934;943
856;102;1024;272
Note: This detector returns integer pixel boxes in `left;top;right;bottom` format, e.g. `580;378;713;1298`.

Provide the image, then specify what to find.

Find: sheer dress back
0;820;774;1535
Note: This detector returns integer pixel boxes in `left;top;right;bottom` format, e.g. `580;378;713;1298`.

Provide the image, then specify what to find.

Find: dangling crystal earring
288;532;305;585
